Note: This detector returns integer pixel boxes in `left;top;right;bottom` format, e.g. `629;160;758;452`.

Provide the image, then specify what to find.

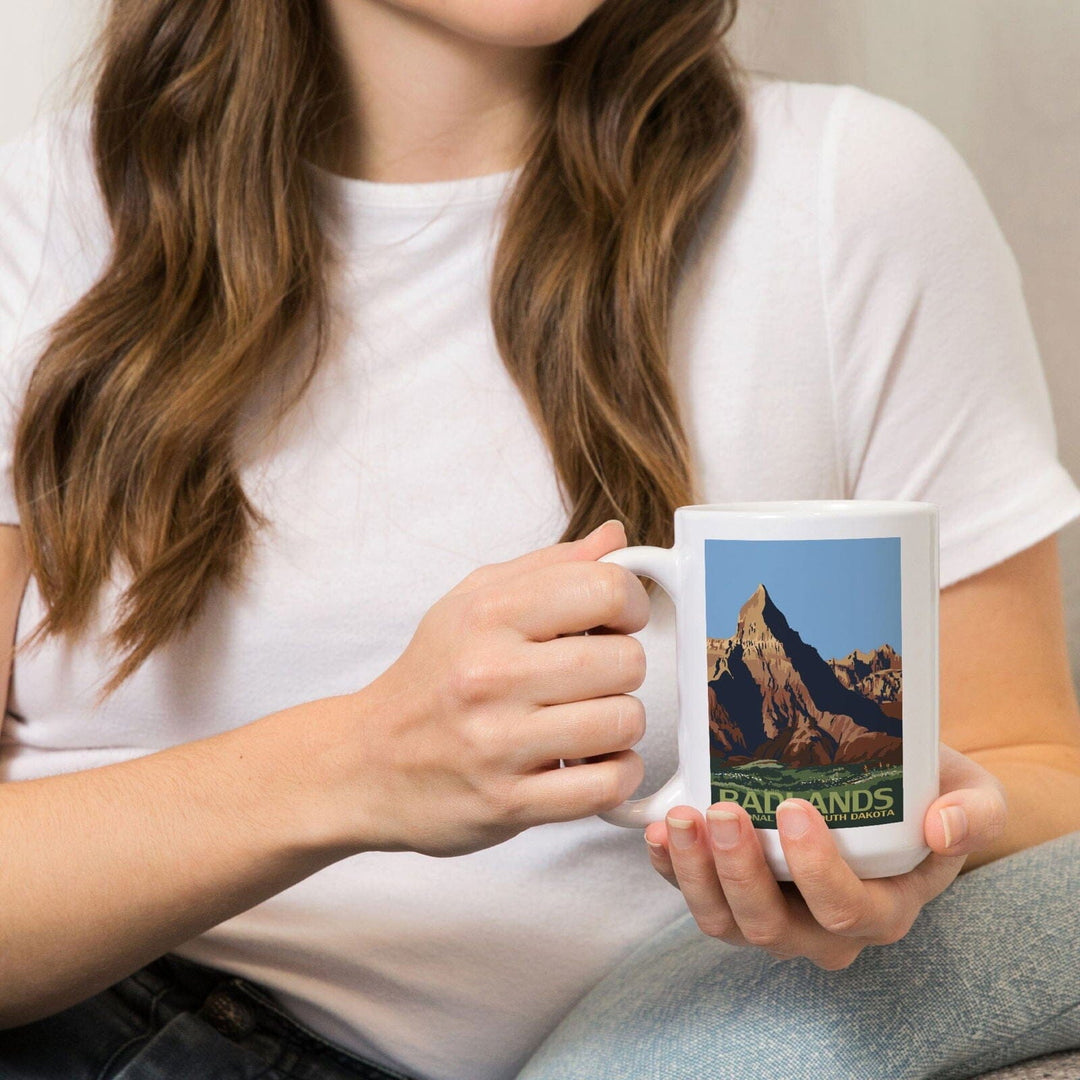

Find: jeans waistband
127;953;418;1080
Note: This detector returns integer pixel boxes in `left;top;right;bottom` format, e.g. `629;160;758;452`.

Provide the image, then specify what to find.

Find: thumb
925;744;1009;858
448;519;628;596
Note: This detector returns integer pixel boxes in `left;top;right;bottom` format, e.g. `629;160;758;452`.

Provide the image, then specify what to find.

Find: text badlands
714;785;897;818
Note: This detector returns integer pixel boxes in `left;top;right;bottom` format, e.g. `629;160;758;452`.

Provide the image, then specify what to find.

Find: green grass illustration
710;760;904;829
714;760;902;791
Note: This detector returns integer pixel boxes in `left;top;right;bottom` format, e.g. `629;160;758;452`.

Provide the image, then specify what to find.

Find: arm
0;699;366;1030
0;519;648;1027
0;521;373;1027
0;530;376;1028
938;532;1080;872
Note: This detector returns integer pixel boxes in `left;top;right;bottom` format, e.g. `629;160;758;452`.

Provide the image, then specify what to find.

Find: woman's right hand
340;519;652;858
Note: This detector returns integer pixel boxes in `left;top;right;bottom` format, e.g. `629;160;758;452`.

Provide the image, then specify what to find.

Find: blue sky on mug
704;538;902;660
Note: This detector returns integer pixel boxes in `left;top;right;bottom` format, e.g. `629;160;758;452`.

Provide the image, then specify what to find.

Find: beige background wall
3;1;1080;682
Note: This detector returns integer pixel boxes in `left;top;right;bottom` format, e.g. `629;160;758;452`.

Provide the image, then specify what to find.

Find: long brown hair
12;0;745;704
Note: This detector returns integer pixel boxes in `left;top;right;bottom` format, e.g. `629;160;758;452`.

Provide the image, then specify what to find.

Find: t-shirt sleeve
0;117;56;528
821;84;1080;589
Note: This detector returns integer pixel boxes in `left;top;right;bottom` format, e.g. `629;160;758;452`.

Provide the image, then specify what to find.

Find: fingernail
667;816;697;849
589;519;623;537
706;808;740;849
939;805;968;849
645;837;665;854
777;800;811;839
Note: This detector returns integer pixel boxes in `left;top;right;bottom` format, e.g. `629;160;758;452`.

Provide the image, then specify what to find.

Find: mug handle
593;546;692;829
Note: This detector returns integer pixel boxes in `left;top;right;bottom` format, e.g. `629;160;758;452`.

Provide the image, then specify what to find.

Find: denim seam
92;982;172;1080
126;966;189;1015
273;1022;413;1080
244;1058;282;1080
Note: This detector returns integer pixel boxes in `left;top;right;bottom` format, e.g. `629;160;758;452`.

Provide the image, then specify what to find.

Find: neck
318;0;550;183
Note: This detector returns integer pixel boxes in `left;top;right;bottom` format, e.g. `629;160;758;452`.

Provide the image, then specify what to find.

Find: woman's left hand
642;742;1008;970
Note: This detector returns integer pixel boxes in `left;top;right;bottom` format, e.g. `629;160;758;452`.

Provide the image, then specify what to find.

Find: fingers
926;786;1005;859
493;559;651;640
521;633;647;705
516;749;644;825
647;802;917;968
644;821;678;884
897;743;1010;904
688;803;813;953
447;520;629;599
647;810;748;943
774;799;912;944
517;695;646;768
926;743;1009;859
643;752;1006;969
936;740;994;791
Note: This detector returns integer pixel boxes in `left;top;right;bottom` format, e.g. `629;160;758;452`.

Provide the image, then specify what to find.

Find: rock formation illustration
828;644;902;720
707;584;902;768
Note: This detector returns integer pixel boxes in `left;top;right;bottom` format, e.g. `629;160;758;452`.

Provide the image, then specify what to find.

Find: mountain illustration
828;644;903;720
706;584;903;768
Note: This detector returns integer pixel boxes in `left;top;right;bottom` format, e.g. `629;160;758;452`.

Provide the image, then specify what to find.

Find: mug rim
676;500;935;517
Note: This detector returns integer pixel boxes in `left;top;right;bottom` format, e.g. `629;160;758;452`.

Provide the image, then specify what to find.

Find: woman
0;1;1077;1078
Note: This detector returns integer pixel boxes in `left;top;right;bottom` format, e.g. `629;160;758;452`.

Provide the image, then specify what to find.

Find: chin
387;0;610;47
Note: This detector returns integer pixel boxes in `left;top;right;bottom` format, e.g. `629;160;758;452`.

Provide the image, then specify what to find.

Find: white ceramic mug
596;500;939;880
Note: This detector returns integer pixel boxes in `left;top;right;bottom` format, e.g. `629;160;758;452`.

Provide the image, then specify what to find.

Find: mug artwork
596;501;940;880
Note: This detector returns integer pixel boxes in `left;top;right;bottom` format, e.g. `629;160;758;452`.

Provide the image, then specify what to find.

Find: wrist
248;689;383;861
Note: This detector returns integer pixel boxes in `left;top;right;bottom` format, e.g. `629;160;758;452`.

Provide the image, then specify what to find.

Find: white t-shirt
2;71;1079;1080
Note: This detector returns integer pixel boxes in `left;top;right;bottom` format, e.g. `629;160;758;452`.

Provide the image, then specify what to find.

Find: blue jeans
515;829;1080;1080
0;951;418;1080
1;831;1077;1080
